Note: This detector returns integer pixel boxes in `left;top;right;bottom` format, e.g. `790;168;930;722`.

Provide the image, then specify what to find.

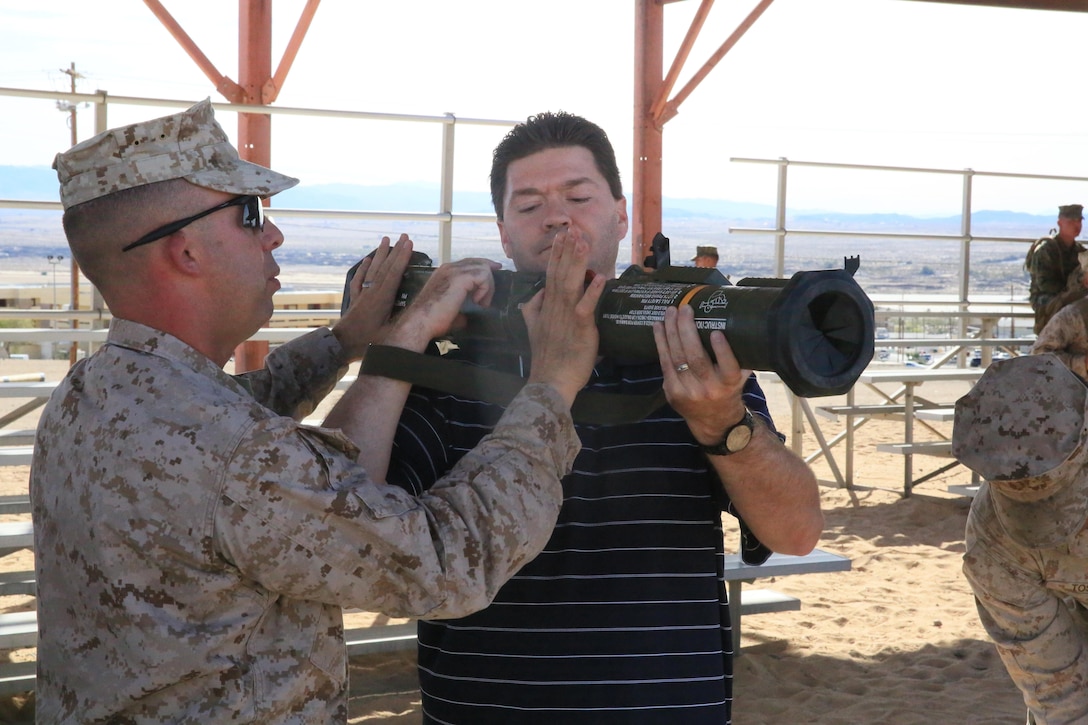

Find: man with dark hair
1026;204;1087;333
377;111;823;723
32;99;605;723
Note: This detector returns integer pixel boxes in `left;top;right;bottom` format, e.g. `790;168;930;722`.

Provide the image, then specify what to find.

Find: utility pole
58;62;82;365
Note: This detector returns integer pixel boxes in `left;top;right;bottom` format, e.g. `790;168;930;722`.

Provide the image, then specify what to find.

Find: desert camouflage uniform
1027;237;1086;334
31;319;577;723
956;355;1088;724
963;489;1088;724
1031;298;1088;380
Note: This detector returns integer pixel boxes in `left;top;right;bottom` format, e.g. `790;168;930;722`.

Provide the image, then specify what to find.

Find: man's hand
653;304;823;554
331;234;415;361
383;256;501;353
652;305;749;444
523;231;606;406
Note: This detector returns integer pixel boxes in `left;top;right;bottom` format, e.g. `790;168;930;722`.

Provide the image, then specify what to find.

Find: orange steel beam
650;0;715;123
144;0;322;371
659;0;774;125
233;0;275;373
632;0;665;265
141;0;245;101
630;0;1081;263
270;0;322;103
632;0;774;264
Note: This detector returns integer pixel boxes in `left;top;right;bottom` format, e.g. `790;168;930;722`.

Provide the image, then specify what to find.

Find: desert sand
0;356;1028;724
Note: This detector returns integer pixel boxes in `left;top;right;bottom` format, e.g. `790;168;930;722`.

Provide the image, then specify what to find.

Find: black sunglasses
121;195;266;253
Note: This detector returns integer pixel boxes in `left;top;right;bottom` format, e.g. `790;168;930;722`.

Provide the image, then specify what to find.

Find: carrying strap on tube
361;344;668;426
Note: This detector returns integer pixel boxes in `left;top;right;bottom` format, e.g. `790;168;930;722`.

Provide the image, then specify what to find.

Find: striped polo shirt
387;345;775;724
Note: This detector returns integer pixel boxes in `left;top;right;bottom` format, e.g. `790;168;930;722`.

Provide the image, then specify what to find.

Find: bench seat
0;521;33;557
722;549;851;650
344;621;417;657
0;661;35;698
0;430;36;446
876;441;953;457
0;550;853;692
0;448;33;467
0;570;36;597
737;588;801;616
948;484;980;498
0;611;37;650
0;495;31;516
816;404;954;423
817;403;909;420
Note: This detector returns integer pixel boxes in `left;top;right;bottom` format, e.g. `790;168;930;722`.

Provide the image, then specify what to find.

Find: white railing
0;91;1051;366
729;155;1088;300
727;156;1064;365
1;87;521;359
0;86;515;264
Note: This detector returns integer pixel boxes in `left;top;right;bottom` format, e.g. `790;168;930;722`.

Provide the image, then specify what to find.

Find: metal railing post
774;157;788;278
959;169;974;366
438;113;456;264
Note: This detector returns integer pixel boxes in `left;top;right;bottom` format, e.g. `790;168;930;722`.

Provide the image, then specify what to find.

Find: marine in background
1025;204;1087;333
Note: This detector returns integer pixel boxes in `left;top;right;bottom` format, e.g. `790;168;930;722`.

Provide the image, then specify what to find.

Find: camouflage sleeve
213;382;577;619
236;328;348;420
1031;303;1088;379
963;495;1088;722
1030;243;1069;313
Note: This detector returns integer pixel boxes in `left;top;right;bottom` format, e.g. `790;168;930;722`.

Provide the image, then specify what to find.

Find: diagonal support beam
632;0;775;262
659;0;775;125
141;0;245;101
142;0;322;370
268;0;322;103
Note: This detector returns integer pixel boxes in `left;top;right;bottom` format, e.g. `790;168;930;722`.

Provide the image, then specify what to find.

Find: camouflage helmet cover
52;98;298;209
953;354;1088;548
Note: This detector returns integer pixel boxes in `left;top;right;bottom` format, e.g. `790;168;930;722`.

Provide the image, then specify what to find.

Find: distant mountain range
0;164;1059;234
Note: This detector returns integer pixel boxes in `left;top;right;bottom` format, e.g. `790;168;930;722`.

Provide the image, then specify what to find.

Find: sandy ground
0;356;1027;724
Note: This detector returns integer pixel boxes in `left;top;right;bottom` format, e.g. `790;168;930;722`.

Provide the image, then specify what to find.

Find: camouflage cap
1059;204;1084;219
953;354;1088;548
52;98;298;210
691;245;719;260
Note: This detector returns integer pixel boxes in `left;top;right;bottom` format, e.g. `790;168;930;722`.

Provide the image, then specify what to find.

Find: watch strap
699;408;755;456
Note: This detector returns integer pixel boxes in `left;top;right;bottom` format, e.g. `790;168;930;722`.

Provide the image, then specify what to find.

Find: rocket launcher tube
344;254;875;398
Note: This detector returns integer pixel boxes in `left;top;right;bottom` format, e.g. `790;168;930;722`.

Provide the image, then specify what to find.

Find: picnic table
856;367;983;495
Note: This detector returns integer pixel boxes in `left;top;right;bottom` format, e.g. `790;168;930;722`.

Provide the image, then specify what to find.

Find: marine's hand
523;231;606;406
331;234;414;360
653;305;749;444
384;256;501;352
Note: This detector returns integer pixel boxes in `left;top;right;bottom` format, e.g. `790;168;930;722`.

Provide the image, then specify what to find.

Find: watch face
726;423;753;453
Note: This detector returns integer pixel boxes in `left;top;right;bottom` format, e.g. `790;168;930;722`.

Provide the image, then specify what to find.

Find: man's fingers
577;273;606;315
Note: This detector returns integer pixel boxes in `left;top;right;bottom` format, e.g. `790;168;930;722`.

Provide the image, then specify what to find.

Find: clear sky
3;0;1088;217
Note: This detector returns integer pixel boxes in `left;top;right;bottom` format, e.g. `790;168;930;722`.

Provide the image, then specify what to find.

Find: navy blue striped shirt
387;345;775;724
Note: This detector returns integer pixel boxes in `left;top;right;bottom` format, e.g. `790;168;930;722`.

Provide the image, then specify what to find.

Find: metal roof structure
143;0;1087;261
630;0;1088;263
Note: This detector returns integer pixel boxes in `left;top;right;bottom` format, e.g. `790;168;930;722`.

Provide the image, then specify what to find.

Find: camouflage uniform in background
31;320;579;723
954;355;1088;724
1026;236;1087;334
1031;297;1088;380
